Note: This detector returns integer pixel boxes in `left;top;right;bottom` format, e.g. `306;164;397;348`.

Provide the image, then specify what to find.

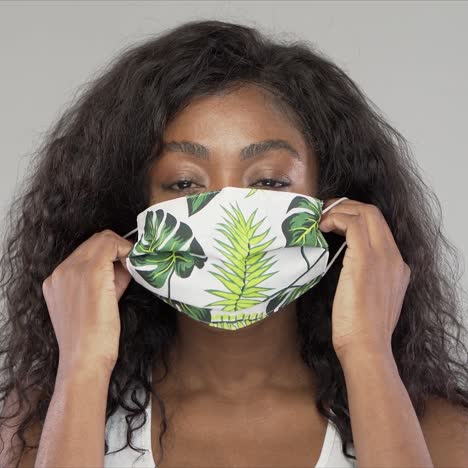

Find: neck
155;303;317;401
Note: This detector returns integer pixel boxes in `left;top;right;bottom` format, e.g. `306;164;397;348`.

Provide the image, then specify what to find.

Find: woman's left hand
319;198;411;362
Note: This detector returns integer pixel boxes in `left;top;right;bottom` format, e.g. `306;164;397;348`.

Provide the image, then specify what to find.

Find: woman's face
148;84;319;205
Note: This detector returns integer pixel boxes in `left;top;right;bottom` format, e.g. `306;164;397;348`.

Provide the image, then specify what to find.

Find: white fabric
104;375;356;467
123;187;348;331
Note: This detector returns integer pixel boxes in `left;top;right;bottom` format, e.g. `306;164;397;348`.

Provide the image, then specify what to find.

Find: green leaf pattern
205;202;278;312
186;190;220;217
128;210;207;298
282;195;328;249
127;188;330;330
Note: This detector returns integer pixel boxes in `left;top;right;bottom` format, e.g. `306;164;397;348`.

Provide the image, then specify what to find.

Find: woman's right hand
41;229;135;377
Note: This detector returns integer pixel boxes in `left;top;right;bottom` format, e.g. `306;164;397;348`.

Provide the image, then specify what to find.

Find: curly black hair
1;19;467;466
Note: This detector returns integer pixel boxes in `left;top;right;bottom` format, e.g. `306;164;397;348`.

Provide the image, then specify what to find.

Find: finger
113;261;132;300
119;256;129;272
42;276;57;312
319;212;372;255
359;204;397;254
322;203;398;256
79;230;135;267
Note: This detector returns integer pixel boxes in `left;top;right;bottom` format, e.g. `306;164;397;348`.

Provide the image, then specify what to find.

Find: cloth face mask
123;186;348;330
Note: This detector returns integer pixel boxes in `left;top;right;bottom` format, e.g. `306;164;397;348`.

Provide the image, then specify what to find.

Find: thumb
114;258;132;301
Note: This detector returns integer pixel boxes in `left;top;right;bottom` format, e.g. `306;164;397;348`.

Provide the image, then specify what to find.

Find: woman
1;18;467;468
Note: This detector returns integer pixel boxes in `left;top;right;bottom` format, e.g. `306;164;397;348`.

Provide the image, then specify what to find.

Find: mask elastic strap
322;197;349;215
123;227;138;239
322;197;349;275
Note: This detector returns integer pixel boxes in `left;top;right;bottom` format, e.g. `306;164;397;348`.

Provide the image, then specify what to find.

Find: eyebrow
160;139;303;162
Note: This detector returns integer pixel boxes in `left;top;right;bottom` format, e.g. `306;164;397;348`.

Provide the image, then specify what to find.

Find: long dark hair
1;19;467;466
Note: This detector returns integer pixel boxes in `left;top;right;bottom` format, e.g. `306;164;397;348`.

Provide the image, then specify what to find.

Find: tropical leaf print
163;298;212;323
205;202;278;311
209;310;269;330
128;209;207;298
245;188;258;198
282;195;328;249
266;270;324;314
165;293;268;331
265;196;331;314
186;190;220;216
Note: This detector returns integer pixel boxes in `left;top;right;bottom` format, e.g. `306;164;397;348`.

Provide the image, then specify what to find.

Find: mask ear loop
321;197;349;275
123;227;138;239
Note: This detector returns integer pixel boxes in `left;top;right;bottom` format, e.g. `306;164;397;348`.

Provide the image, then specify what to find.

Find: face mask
123;186;348;330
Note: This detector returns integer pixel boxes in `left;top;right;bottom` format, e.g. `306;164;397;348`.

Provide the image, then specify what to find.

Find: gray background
1;1;467;328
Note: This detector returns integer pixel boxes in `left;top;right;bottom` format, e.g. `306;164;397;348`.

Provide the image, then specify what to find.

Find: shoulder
419;396;468;467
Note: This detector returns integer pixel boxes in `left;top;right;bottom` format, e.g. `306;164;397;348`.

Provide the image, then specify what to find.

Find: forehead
160;84;311;159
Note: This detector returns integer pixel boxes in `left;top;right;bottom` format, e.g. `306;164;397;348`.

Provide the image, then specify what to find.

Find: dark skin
2;84;466;468
148;85;330;467
145;84;468;467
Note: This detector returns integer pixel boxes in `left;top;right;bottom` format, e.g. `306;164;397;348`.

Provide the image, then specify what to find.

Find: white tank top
104;373;356;468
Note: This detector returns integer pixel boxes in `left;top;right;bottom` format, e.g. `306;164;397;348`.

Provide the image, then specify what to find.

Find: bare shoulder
0;387;43;468
419;396;468;468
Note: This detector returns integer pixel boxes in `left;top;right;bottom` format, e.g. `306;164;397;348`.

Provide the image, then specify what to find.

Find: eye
164;177;290;192
252;178;291;189
164;179;202;192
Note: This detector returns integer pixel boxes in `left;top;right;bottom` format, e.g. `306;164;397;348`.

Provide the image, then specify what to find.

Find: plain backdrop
1;1;467;334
